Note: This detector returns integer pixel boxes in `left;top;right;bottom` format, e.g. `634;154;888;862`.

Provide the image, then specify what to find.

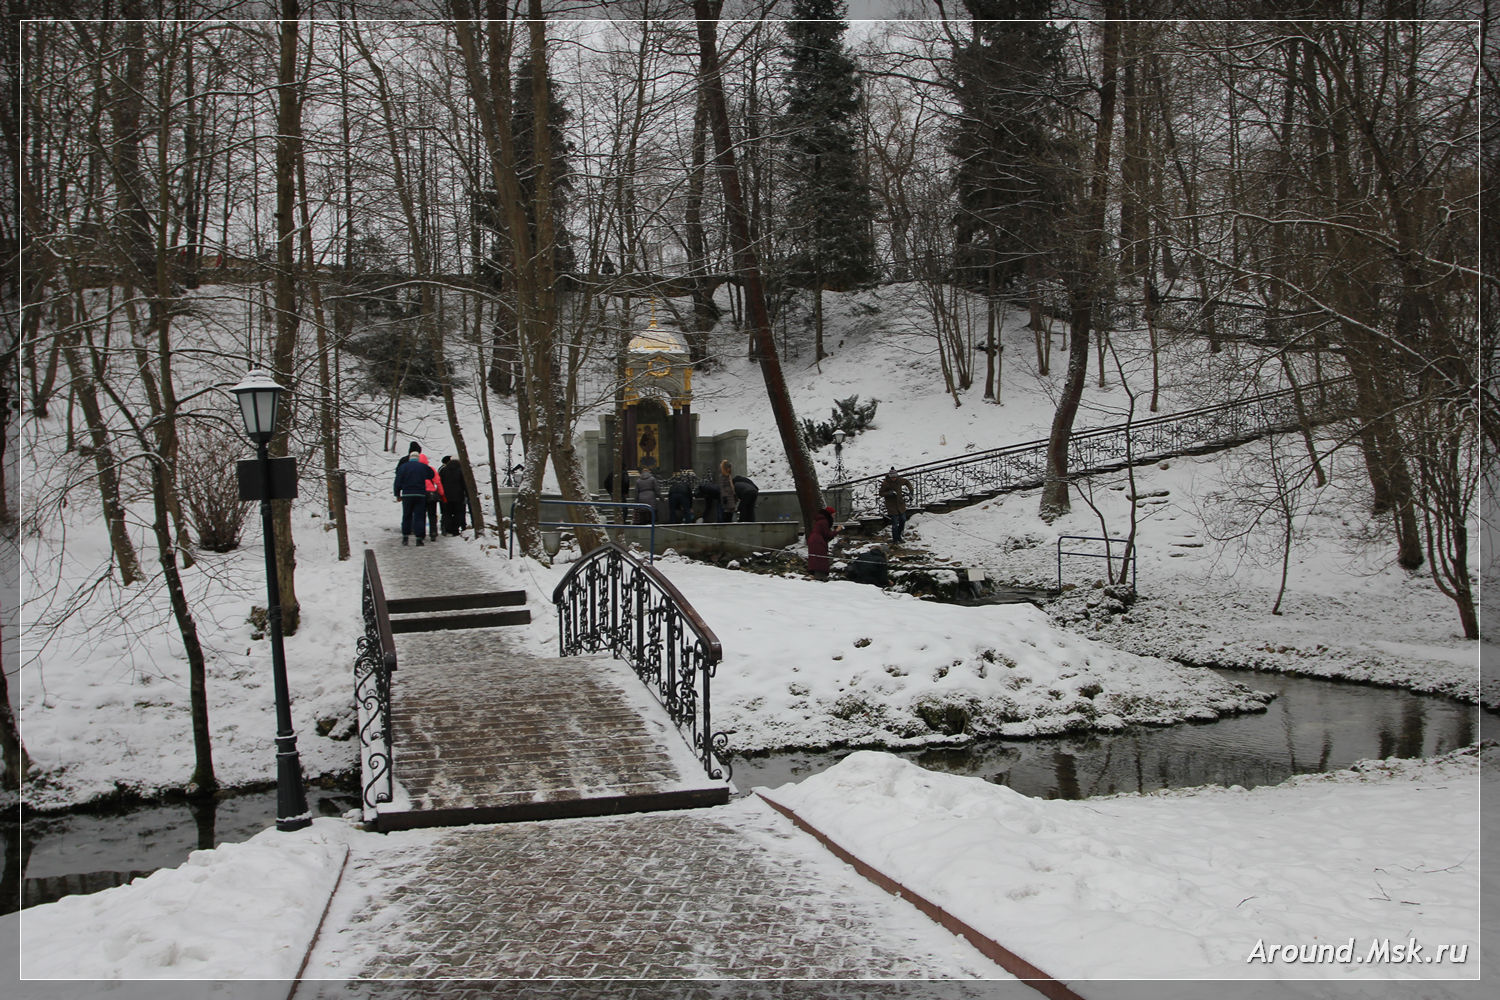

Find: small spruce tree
781;0;878;361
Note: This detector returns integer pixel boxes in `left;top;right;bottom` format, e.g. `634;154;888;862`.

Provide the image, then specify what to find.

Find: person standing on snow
717;460;738;523
439;455;469;535
419;453;443;541
668;468;699;524
633;466;659;525
807;505;839;579
394;446;436;546
879;467;914;545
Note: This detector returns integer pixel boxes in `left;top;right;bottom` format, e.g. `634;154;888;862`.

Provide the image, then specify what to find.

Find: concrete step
391;608;531;632
387;590;527;615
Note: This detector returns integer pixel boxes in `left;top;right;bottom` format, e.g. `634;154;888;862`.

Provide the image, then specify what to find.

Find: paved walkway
311;529;1020;990
299;799;1013;987
367;531;727;829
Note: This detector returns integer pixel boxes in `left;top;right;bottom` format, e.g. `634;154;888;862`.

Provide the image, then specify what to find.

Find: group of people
390;441;915;582
807;466;913;579
393;441;472;546
619;460;759;525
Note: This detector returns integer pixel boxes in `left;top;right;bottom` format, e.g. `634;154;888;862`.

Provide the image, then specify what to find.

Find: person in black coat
438;455;469;535
732;475;759;522
667;469;699;523
393;447;436;546
696;478;721;524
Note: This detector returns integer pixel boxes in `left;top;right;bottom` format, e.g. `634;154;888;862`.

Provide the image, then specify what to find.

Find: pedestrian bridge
353;540;731;832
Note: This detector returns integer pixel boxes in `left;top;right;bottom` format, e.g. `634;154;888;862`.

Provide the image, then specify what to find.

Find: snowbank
520;553;1272;754
7;818;354;981
759;747;1483;982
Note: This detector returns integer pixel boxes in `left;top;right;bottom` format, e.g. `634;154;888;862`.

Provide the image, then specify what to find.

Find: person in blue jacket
394;445;436;545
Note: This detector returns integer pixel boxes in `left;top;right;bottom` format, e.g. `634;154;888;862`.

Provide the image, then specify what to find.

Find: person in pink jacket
419;453;444;542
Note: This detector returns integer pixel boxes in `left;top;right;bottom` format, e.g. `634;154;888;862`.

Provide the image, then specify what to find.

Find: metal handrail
834;376;1355;518
509;498;658;563
1057;534;1136;592
551;542;729;781
355;549;398;820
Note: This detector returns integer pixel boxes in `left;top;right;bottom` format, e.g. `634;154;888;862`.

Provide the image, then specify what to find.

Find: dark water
732;667;1493;799
2;785;360;914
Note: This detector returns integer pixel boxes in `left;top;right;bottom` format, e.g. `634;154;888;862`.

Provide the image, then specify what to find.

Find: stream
730;667;1491;800
4;667;1490;914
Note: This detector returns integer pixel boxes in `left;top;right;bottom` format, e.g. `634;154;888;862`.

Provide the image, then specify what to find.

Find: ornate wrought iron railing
837;377;1355;519
354;549;398;821
551;542;729;781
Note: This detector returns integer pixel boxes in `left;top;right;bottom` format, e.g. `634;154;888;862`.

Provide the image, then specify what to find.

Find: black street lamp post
231;370;311;833
833;429;846;482
503;430;518;487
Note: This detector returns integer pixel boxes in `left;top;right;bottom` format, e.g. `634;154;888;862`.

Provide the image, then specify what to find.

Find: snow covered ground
761;746;1487;986
2;745;1489;994
515;552;1271;753
5;279;1489;991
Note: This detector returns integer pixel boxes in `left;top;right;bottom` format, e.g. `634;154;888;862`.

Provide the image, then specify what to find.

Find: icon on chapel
637;424;659;467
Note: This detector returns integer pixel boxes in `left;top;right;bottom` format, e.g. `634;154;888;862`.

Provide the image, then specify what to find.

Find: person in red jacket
807;506;839;579
419;453;444;542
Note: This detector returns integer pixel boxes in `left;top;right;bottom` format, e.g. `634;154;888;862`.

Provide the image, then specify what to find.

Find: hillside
11;280;1485;809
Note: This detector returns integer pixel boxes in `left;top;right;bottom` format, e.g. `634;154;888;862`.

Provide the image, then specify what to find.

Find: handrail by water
1056;534;1137;593
551;542;729;781
834;376;1355;519
510;498;658;563
355;549;398;821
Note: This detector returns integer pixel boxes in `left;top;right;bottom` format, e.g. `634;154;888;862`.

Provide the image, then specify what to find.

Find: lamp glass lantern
503;430;518;487
232;370;284;443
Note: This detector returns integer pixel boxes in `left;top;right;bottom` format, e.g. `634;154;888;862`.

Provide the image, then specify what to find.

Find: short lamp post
503;430;518;487
231;370;311;833
832;429;846;483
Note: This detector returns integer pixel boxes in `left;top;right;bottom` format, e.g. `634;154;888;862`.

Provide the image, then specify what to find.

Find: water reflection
734;668;1492;801
4;785;358;914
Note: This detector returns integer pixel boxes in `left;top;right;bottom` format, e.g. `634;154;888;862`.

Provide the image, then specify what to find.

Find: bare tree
693;0;825;529
1041;13;1121;520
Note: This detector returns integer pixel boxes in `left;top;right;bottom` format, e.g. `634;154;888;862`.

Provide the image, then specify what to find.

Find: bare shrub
179;424;250;552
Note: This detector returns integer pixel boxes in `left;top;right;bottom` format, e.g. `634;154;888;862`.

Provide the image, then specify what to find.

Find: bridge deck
371;539;730;832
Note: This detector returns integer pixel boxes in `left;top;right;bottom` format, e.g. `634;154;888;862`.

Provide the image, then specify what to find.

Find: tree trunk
59;322;142;586
271;1;301;633
694;0;823;529
522;9;598;549
814;283;825;364
984;266;998;401
150;458;215;795
1041;14;1120;520
293;70;349;562
151;44;194;571
450;4;599;556
684;68;717;361
0;640;29;790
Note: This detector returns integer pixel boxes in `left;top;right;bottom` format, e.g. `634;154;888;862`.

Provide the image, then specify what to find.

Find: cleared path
300;799;1015;986
365;532;729;830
